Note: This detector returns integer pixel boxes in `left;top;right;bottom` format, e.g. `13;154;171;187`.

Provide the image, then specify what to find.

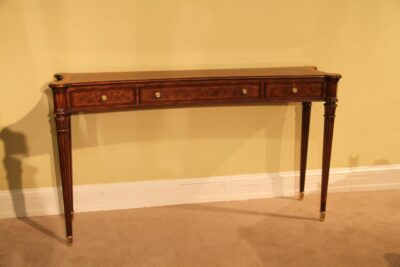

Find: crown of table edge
49;67;341;89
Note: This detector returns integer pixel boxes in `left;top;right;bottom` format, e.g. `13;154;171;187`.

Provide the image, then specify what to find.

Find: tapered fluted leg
68;117;73;219
320;100;337;221
299;102;311;200
55;114;73;242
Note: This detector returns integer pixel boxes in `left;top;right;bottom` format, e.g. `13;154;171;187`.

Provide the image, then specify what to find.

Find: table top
50;66;341;88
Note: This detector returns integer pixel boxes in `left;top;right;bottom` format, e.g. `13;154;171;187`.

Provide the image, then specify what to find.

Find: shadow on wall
0;87;62;218
0;127;30;217
384;253;400;267
0;86;68;243
348;154;390;168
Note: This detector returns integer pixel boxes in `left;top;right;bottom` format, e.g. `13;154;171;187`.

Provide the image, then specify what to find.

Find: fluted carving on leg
320;100;337;220
55;114;73;238
67;117;73;218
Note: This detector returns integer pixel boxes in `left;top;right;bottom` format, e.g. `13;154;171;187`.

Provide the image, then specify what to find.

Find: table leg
299;102;311;200
320;100;337;221
55;114;73;244
68;117;73;219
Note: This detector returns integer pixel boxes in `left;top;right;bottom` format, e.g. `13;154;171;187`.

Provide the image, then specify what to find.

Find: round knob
241;88;248;95
292;87;298;94
100;95;108;102
155;92;161;98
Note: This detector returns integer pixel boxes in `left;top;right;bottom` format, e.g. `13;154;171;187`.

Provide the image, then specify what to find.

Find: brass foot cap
67;236;73;246
299;192;304;200
320;212;326;222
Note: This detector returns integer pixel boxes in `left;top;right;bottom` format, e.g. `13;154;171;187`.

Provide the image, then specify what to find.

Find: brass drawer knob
241;88;248;95
292;87;298;94
155;92;161;98
100;95;108;102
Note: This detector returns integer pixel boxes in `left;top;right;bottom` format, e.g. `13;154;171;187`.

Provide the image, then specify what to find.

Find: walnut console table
50;67;341;244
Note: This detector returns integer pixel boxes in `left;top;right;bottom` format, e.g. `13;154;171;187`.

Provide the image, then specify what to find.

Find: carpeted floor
0;190;399;267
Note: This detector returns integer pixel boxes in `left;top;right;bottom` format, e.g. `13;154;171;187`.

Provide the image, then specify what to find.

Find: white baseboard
1;164;400;219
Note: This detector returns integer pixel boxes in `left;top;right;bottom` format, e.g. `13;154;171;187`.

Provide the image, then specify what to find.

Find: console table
49;66;341;245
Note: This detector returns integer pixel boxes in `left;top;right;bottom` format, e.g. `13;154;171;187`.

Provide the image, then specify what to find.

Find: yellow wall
1;0;399;191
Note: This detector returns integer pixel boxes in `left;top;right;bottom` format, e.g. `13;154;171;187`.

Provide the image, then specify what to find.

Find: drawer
266;80;324;99
69;86;135;109
139;82;261;105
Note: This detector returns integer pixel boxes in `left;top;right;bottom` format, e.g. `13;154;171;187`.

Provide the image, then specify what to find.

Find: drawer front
70;87;135;109
139;83;261;105
266;80;324;99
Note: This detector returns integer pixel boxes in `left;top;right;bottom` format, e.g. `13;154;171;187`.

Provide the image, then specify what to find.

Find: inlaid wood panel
69;86;135;111
266;79;324;100
139;82;261;105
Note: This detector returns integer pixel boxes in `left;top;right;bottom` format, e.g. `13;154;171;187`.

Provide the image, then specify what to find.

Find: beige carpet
0;190;399;267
